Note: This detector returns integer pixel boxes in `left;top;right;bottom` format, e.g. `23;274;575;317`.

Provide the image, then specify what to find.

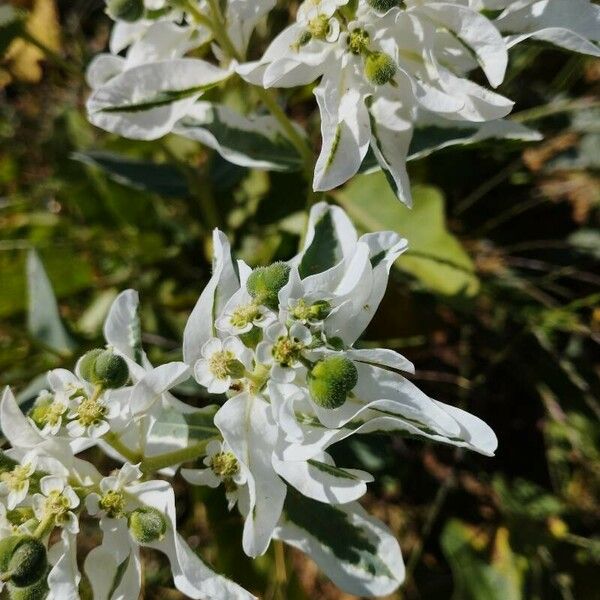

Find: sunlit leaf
335;172;480;296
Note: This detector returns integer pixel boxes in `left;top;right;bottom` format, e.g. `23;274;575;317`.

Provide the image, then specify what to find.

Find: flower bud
106;0;144;22
364;51;397;86
0;536;47;588
367;0;404;12
246;262;291;310
308;356;358;409
128;507;167;544
80;349;129;389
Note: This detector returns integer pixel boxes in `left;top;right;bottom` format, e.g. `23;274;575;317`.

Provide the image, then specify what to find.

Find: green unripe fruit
94;350;129;389
128;507;167;544
80;349;129;389
7;573;49;600
246;262;291;310
0;536;47;589
367;0;404;12
106;0;144;22
79;349;104;383
308;356;358;409
364;51;397;86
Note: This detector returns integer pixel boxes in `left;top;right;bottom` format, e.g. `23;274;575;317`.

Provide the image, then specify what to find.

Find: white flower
181;440;247;509
33;476;80;534
66;388;120;439
0;451;38;509
256;322;313;383
194;337;253;394
85;462;143;518
215;289;276;335
84;478;254;600
28;389;68;436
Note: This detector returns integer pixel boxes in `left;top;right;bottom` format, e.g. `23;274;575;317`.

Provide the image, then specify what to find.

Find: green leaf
335;172;480;296
71;151;190;198
441;520;525;600
276;491;404;597
360;118;541;174
26;250;76;354
173;102;304;172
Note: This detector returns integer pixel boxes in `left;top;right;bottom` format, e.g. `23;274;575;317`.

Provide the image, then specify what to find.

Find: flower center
290;299;311;321
208;350;245;381
1;464;31;492
210;452;239;479
99;490;125;518
44;491;70;519
75;398;107;427
272;336;304;367
347;28;370;55
307;15;329;39
230;303;260;329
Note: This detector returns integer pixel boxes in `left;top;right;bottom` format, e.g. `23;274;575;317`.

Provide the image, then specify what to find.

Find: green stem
103;432;142;464
19;30;80;76
33;514;55;539
140;442;210;473
203;0;316;188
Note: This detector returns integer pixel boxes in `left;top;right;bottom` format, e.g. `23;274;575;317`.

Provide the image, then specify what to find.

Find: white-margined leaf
275;491;405;597
86;59;232;140
173;102;304;172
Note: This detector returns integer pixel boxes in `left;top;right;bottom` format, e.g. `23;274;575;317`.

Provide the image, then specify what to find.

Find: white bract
85;0;600;203
1;201;501;598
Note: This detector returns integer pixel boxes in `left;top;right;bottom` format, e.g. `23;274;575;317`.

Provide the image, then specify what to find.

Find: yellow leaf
4;0;60;84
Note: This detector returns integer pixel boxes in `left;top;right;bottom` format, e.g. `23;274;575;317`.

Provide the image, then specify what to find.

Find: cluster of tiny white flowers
86;0;600;204
0;202;500;598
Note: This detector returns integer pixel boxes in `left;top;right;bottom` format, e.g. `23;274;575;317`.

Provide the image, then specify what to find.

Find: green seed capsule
128;507;167;544
0;536;47;588
94;350;129;389
106;0;145;22
308;356;358;409
7;573;49;600
79;349;104;383
80;349;129;389
364;51;397;86
246;262;291;310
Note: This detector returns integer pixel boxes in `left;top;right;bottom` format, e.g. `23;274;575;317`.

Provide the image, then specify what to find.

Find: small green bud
364;51;397;86
79;349;104;383
81;349;129;389
7;573;49;600
367;0;404;12
308;356;358;409
0;536;47;589
106;0;144;22
128;507;167;544
246;262;291;310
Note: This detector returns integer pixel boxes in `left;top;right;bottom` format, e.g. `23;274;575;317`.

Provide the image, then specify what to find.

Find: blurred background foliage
1;0;600;598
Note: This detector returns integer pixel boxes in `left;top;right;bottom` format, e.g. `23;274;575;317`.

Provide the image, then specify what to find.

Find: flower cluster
1;202;499;598
86;0;600;204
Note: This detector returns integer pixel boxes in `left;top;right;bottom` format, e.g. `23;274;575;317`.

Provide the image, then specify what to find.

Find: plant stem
510;98;600;123
33;514;55;539
140;442;210;473
19;30;81;76
203;0;316;187
103;432;142;464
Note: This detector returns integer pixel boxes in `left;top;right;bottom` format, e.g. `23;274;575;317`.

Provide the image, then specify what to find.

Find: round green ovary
308;356;358;409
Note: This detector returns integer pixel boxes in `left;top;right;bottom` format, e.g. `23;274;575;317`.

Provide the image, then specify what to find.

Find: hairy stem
103;432;142;464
